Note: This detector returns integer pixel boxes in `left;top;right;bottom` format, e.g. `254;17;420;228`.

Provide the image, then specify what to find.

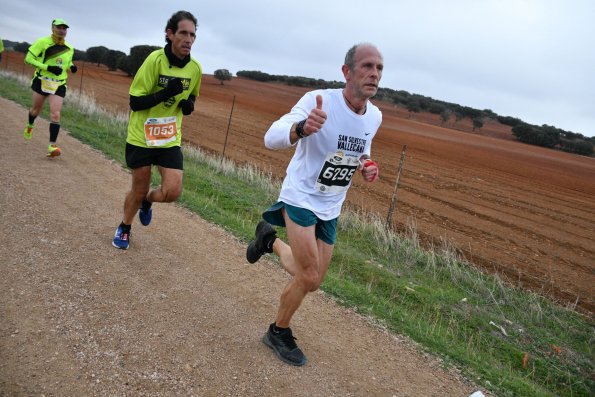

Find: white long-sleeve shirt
264;89;382;220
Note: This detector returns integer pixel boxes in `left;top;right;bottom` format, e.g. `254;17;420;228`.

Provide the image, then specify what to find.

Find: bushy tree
440;109;451;125
454;111;464;124
118;56;133;76
411;95;430;111
288;75;319;87
102;49;126;71
428;103;446;115
497;115;523;127
213;69;232;85
512;124;557;147
237;70;272;82
538;124;562;148
73;49;86;61
461;106;482;119
482;109;497;119
391;90;411;107
406;99;421;117
14;42;30;53
512;124;536;143
561;139;594;156
375;87;395;101
86;46;109;66
562;130;583;140
128;45;160;75
472;117;484;131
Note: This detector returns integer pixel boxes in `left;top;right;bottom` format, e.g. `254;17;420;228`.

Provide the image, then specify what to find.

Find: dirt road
0;97;484;395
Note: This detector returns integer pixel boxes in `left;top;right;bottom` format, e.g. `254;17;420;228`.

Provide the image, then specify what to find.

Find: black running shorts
125;143;184;170
31;76;67;98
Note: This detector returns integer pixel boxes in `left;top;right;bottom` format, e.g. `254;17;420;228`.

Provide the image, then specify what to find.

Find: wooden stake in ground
386;144;407;228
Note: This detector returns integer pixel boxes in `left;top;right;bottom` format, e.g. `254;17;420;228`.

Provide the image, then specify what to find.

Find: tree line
237;70;593;156
6;39;593;156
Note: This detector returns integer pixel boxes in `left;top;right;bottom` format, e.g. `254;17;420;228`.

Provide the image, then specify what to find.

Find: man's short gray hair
344;43;380;69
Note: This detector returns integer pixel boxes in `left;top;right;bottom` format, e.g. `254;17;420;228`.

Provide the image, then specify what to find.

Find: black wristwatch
295;119;307;139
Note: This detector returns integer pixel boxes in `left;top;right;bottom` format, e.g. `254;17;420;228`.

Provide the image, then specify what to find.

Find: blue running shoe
139;200;152;226
112;225;130;250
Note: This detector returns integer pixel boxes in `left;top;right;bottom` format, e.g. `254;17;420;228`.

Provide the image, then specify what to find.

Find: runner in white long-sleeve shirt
246;43;384;366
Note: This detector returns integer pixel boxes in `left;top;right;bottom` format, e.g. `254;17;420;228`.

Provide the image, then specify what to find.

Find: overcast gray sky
1;0;594;137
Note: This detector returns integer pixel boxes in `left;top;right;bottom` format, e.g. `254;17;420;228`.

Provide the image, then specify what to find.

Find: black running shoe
246;220;276;263
262;323;307;366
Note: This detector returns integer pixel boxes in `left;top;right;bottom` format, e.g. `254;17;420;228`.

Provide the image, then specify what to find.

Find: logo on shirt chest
337;134;366;153
158;75;191;90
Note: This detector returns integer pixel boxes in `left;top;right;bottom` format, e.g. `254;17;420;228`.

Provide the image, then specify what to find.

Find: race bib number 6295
315;152;360;193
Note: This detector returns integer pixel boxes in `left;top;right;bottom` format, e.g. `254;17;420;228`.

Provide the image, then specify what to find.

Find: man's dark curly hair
165;10;197;44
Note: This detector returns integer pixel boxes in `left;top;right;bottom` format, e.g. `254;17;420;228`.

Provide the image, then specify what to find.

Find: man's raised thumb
316;94;323;110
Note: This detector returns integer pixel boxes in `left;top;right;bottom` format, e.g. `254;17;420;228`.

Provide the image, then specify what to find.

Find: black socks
49;122;60;143
141;199;152;212
272;323;289;334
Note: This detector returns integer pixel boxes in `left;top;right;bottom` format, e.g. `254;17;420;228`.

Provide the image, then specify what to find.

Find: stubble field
4;51;594;313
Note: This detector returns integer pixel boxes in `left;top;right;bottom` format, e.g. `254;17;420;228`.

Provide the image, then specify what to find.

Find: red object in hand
362;159;379;182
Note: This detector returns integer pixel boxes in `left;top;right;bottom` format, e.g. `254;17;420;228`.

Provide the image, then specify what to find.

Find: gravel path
0;97;483;396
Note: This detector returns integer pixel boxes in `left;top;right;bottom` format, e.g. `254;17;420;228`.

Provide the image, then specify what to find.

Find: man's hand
179;98;194;115
360;156;379;182
303;94;327;137
70;64;78;73
47;66;62;76
163;77;184;99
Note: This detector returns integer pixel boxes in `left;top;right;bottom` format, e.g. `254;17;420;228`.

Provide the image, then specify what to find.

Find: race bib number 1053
144;116;177;147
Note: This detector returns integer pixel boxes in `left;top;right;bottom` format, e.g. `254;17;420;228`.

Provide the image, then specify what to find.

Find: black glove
179;98;194;115
162;77;184;99
47;66;63;76
70;64;78;73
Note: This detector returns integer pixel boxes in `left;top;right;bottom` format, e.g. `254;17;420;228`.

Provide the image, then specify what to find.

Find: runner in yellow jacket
23;18;77;157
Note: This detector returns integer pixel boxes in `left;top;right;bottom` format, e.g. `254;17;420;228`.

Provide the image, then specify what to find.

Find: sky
1;0;594;137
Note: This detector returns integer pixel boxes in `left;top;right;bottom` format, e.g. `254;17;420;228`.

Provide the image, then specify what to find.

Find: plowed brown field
4;52;594;313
